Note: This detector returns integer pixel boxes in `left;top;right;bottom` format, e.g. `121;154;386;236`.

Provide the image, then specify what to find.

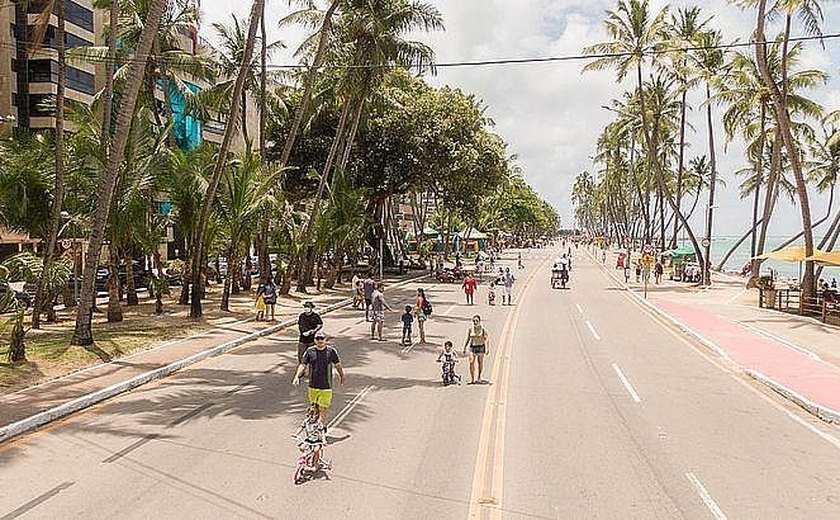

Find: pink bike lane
652;297;840;422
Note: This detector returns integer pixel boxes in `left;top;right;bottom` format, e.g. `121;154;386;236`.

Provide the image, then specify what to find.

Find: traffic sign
641;254;655;268
701;238;711;247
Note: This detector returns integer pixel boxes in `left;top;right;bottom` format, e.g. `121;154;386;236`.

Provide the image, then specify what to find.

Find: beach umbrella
804;250;840;266
753;245;826;262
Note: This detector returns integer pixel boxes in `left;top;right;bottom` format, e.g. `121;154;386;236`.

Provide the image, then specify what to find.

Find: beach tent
662;246;696;261
754;245;826;262
804;250;840;266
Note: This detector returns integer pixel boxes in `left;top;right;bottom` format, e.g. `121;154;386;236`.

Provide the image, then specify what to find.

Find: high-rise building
1;0;103;132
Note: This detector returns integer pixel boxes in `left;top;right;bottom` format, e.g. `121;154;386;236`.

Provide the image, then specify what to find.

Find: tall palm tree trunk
750;103;767;260
636;63;705;271
106;247;123;322
32;0;67;332
754;0;815;298
102;0;118;143
125;249;139;305
221;246;234;311
278;0;341;167
297;99;352;292
752;135;782;281
673;87;688;248
703;83;718;285
72;0;169;346
190;0;264;319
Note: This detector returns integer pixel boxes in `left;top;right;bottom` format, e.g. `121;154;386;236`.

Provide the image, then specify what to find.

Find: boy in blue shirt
401;305;414;346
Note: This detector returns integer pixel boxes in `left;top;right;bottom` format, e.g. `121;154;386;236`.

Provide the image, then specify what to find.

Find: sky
198;0;840;238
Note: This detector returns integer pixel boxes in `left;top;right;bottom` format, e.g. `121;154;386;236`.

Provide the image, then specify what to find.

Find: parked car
0;281;32;309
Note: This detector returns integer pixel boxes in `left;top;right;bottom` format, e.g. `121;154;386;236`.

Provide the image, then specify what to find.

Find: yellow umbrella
753;245;826;262
804;250;840;266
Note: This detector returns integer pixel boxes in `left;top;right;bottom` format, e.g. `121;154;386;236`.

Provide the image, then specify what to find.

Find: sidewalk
0;270;427;440
594;247;840;424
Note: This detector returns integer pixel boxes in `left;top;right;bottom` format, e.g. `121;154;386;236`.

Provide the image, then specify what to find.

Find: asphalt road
2;247;840;519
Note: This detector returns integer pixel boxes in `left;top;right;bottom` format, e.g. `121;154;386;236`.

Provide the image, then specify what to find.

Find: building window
28;59;95;95
67;66;95;94
29;94;54;116
28;0;94;33
28;59;55;82
27;25;93;49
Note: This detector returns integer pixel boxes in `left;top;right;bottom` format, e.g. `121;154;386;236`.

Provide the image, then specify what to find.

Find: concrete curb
0;273;429;445
585;248;840;426
746;370;840;425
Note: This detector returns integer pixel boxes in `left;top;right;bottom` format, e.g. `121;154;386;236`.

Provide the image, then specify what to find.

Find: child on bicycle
436;341;461;385
293;403;327;469
401;305;414;345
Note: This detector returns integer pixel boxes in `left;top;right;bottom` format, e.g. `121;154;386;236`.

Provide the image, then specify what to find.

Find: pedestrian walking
293;331;345;422
254;291;266;321
517;252;524;269
654;260;664;284
363;273;375;322
462;272;478;305
351;273;361;309
370;283;392;341
462;315;490;384
415;288;429;343
501;268;516;305
257;279;277;321
297;301;324;365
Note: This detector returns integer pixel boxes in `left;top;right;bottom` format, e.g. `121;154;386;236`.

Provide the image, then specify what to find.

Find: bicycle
439;359;461;386
292;435;331;484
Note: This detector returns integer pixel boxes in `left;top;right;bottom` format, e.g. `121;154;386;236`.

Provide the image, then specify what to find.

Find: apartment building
0;0;103;132
0;0;258;149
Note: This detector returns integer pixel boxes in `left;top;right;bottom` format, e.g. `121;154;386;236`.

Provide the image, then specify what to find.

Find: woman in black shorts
462;315;490;384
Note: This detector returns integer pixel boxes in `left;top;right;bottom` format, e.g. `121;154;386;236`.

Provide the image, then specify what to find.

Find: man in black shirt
293;331;345;422
297;301;324;365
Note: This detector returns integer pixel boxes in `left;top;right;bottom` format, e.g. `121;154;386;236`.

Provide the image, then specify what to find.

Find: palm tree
216;148;278;311
293;0;444;291
207;14;284;146
716;39;826;277
666;6;709;248
29;0;68;329
72;0;170;346
692;29;726;284
190;0;265;319
585;0;706;269
752;0;818;297
163;145;214;305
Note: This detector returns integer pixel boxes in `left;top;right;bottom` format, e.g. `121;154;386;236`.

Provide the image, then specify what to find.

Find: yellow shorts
307;388;333;409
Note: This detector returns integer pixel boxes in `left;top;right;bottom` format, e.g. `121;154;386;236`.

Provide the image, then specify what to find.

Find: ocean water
702;235;840;282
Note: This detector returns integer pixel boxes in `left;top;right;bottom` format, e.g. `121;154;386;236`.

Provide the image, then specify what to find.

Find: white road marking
443;304;458;317
585;320;601;341
736;321;822;362
611;363;642;403
785;411;840;450
327;385;374;430
685;472;727;520
401;341;418;354
575;304;584;314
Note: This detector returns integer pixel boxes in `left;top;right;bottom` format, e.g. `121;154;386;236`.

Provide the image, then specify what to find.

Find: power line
1;31;837;70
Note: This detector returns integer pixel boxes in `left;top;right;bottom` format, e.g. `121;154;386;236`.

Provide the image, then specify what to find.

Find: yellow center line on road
468;253;553;520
